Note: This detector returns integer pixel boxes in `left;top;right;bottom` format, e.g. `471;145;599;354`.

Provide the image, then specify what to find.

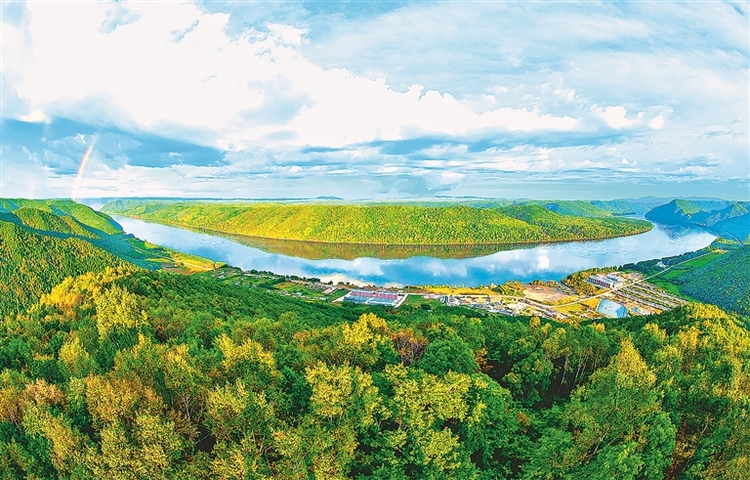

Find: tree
525;339;676;479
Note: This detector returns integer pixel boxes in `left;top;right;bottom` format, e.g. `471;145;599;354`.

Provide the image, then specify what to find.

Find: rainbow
72;136;97;202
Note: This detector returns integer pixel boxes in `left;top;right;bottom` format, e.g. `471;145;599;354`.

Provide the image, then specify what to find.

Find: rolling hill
0;198;122;235
0;217;132;315
102;200;652;245
645;199;711;224
645;199;750;243
591;199;652;215
0;199;222;315
676;246;750;315
542;200;613;217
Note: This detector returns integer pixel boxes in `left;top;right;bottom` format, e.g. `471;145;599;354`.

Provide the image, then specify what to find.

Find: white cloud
1;0;747;200
675;165;709;176
595;106;634;129
553;88;576;103
2;1;580;154
649;108;672;130
18;109;47;123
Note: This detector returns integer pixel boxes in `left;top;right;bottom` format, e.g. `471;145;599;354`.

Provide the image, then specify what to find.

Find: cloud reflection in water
114;216;716;287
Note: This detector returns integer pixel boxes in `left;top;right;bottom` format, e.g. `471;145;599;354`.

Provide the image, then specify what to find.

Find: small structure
587;273;626;289
597;299;628;318
343;289;402;307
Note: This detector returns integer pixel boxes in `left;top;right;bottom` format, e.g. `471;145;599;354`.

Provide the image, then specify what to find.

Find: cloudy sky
1;1;748;200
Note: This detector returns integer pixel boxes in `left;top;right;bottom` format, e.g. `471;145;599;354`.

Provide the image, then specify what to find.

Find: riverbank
111;215;715;289
102;201;652;247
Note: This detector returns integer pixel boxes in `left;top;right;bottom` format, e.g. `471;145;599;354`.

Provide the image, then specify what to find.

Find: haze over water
114;216;716;287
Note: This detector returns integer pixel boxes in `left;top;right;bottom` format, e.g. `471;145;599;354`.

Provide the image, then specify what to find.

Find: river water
113;216;716;287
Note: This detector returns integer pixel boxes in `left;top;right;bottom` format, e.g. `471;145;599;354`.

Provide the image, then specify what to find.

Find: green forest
623;246;750;317
0;267;747;479
0;199;747;479
0;215;132;317
676;246;750;315
101;201;651;246
0;199;122;236
0;200;213;316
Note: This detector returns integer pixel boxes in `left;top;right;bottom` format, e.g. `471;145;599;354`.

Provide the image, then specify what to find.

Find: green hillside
623;245;750;316
676;246;750;315
0;200;226;316
645;199;750;244
0;198;122;235
703;201;749;226
645;199;708;224
0;264;747;479
0;219;131;315
705;203;750;243
102;200;652;245
542;200;613;217
591;199;650;215
13;207;99;239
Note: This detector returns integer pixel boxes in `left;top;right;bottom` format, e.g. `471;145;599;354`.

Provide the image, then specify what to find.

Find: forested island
101;201;652;246
0;199;748;479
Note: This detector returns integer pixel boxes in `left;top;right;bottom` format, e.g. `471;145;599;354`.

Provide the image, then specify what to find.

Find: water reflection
113;216;716;287
197;230;524;260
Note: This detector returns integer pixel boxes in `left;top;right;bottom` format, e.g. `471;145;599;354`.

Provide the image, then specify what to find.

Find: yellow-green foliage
1;198;122;235
13;207;98;238
0;266;747;479
0;220;131;315
103;201;651;245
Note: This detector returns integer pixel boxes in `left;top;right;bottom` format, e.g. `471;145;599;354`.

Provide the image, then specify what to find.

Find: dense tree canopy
0;267;747;479
0;220;131;316
1;198;746;478
101;201;651;246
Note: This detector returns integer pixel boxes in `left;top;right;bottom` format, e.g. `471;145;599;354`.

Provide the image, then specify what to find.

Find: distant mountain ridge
541;200;651;217
645;199;750;243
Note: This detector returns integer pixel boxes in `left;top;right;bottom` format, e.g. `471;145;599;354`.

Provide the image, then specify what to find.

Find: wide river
113;216;716;287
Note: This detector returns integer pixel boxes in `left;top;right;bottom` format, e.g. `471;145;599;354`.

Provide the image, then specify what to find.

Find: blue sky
1;0;748;200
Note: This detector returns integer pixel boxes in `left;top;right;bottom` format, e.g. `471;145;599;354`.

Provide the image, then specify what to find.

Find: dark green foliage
12;207;99;239
0;219;131;316
0;199;220;317
624;247;750;316
1;265;746;479
0;198;122;235
676;246;750;315
102;200;652;246
417;337;478;375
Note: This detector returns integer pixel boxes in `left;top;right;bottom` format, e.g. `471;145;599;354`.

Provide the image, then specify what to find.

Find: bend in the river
112;215;715;287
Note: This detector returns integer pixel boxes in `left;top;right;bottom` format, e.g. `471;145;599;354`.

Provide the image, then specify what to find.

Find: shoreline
107;213;653;250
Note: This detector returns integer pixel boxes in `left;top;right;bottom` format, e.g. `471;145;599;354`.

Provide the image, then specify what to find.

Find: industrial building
587;273;626;289
343;289;402;306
